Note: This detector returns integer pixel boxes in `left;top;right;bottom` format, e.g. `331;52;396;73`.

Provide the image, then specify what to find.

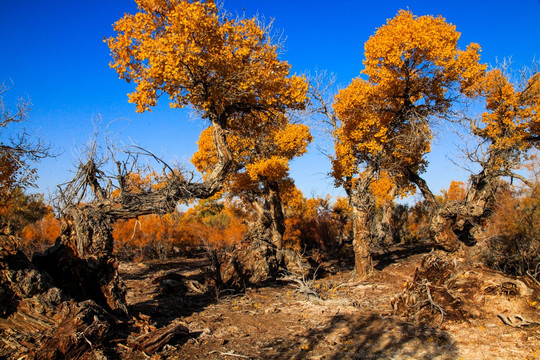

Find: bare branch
0;82;56;195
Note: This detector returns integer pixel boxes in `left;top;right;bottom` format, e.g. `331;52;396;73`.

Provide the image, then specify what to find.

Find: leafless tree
0;82;55;203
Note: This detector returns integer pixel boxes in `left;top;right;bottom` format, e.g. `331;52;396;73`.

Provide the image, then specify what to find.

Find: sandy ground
117;247;540;360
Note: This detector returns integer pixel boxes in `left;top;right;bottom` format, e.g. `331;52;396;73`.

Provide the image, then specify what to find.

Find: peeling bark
431;163;502;248
244;179;286;250
128;321;189;354
349;166;376;278
0;236;116;359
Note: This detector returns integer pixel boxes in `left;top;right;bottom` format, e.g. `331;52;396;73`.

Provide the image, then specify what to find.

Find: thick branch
406;168;437;206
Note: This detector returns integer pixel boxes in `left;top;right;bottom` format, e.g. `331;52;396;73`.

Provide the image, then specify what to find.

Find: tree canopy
106;0;309;198
332;10;486;196
330;10;486;277
106;0;307;119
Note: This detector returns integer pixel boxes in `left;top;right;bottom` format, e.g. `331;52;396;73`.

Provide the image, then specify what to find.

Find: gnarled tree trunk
248;180;286;249
0;232;117;359
0;122;235;357
33;206;128;316
38;119;234;314
431;166;501;248
407;154;505;250
218;180;311;289
350;166;376;278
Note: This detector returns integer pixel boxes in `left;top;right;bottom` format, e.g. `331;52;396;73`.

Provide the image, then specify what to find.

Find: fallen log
128;321;189;354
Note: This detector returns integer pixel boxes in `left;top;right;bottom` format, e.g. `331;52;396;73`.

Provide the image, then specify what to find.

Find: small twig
498;313;538;328
116;343;130;350
121;219;142;249
278;260;320;300
334;280;364;290
208;350;251;358
422;281;446;328
526;270;540;288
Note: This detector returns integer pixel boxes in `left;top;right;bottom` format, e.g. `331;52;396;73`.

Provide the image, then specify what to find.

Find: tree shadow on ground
120;257;210;281
373;242;436;271
266;313;459;360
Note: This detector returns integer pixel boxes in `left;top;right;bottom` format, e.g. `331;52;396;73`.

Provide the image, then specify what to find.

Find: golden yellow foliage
112;199;248;257
107;1;310;241
441;180;467;202
363;10;484;90
191;119;312;200
332;10;485;193
274;124;312;158
106;0;307;118
20;213;61;250
370;174;395;207
283;195;352;253
466;69;540;159
246;157;288;181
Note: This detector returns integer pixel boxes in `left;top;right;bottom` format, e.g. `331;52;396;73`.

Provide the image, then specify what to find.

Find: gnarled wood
0;237;116;359
349;166;376;278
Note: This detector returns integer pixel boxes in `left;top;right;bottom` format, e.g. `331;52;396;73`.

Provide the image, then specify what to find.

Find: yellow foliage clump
332;10;485;193
106;0;307;118
246;157;289;181
370;174;396;207
274;124;313;158
191;118;311;202
441;180;467;202
466;69;540;159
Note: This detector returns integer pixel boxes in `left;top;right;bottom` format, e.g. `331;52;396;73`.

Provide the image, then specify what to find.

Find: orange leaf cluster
466;69;540;158
20;213;61;250
192;119;312;200
283;195;351;253
332;10;485;192
440;180;467;202
107;0;307;117
112;198;247;258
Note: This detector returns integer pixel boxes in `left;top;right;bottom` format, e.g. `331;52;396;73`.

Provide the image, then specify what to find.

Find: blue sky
1;0;539;201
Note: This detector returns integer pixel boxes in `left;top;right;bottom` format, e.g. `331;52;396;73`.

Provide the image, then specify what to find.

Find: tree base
33;242;128;317
218;239;312;290
0;237;117;359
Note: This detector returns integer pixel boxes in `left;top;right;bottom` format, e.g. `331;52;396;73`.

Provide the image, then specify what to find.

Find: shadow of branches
266;313;458;360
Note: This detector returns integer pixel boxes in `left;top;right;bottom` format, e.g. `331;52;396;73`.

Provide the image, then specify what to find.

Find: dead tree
32;129;233;316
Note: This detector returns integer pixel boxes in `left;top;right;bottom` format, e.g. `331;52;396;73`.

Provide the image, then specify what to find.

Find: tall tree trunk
350;167;376;278
375;187;397;247
219;180;308;289
267;181;285;249
247;180;285;249
352;204;373;278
